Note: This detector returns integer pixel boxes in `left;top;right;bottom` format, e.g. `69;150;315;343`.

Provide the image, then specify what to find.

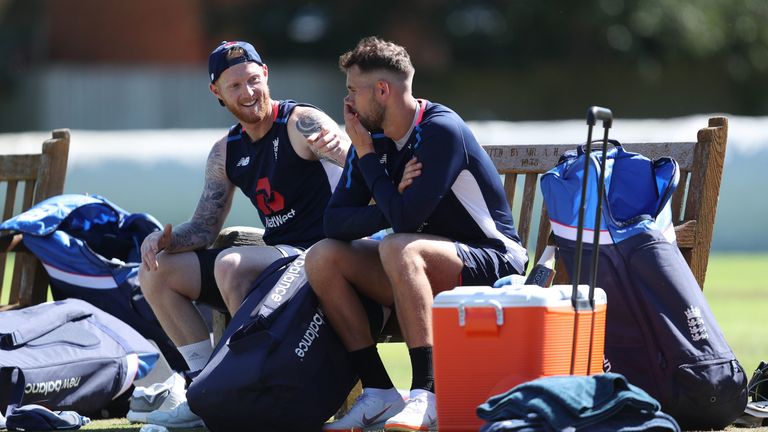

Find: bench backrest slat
482;117;727;289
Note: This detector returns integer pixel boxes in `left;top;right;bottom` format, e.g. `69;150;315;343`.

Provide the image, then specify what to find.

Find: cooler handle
458;299;504;327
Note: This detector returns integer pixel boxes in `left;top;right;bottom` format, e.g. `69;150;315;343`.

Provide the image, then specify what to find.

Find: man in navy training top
307;36;528;432
137;40;350;428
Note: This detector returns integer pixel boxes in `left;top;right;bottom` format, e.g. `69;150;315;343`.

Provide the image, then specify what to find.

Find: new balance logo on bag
295;310;326;358
25;376;82;396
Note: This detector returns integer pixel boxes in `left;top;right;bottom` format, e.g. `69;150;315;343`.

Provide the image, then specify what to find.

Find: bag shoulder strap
249;253;307;320
0;301;92;348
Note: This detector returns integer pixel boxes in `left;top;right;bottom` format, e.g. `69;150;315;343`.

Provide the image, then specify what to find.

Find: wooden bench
210;116;728;417
211;116;728;342
0;129;71;310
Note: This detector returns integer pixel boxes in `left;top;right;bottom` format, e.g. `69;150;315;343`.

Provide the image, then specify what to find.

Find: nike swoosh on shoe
361;405;393;426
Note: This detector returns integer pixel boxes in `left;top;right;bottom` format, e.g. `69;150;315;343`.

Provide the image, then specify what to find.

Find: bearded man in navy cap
134;40;350;428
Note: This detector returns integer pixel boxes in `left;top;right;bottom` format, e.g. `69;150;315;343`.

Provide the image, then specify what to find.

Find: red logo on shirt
254;177;285;215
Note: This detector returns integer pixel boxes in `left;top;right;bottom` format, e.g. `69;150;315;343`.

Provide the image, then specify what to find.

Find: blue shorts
454;242;527;286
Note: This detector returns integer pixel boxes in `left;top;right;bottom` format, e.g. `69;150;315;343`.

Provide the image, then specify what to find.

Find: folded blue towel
477;373;680;431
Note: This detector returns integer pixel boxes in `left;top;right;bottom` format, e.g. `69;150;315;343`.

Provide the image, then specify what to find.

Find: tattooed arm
287;105;350;167
169;139;235;251
140;138;235;270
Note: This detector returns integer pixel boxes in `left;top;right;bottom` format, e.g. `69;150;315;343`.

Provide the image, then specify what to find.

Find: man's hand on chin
343;103;374;157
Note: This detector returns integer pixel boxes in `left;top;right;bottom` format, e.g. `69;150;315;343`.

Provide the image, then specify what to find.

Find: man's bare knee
306;239;346;293
139;252;177;298
213;250;240;288
379;234;423;268
139;251;201;303
214;250;253;311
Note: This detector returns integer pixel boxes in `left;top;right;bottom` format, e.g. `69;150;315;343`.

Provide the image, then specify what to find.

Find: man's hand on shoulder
291;106;350;166
140;223;173;272
306;127;346;165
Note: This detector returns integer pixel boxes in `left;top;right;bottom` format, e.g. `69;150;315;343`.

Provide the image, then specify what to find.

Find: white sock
363;387;402;402
178;340;213;373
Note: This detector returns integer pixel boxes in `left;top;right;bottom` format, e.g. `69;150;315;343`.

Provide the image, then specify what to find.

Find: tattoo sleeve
296;109;347;167
296;110;324;138
167;144;231;251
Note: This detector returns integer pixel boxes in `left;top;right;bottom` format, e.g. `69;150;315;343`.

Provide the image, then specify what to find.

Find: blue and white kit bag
541;142;747;430
0;194;185;371
0;299;159;414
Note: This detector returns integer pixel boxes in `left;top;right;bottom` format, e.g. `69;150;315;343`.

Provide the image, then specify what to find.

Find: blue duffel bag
0;193;185;372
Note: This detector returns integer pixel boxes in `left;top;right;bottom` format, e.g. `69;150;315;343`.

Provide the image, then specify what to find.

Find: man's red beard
225;88;272;125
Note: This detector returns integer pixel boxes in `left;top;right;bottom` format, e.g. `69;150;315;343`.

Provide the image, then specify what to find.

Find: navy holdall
0;299;159;416
187;252;378;432
541;142;747;430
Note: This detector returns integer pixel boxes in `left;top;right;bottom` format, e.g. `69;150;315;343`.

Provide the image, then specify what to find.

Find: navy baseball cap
208;41;263;83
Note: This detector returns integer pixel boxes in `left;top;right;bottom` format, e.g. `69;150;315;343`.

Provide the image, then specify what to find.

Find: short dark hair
339;36;414;78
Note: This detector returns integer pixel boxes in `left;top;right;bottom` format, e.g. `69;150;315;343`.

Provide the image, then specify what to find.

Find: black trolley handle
570;106;612;376
587;106;613;128
571;106;612;310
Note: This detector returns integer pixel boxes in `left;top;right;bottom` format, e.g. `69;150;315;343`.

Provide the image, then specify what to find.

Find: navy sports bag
187;252;380;432
0;299;159;416
0;193;185;372
541;142;747;430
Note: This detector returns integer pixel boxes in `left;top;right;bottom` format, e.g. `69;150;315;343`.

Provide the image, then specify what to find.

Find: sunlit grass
1;253;13;305
705;253;768;375
1;253;53;304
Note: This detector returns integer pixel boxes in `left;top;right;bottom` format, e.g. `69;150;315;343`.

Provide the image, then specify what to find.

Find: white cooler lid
433;285;607;308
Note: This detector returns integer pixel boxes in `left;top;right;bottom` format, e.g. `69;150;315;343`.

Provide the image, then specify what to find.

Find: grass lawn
81;419;206;431
5;252;768;431
702;253;768;376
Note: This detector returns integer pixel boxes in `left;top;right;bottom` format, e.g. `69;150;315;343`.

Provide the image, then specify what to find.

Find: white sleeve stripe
451;170;527;271
320;159;343;192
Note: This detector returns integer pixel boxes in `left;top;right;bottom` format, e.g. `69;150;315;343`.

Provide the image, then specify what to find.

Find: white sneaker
324;390;406;432
384;390;437;431
127;373;187;423
145;401;204;428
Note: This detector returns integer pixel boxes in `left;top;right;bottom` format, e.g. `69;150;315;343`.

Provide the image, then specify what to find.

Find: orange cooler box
432;284;607;431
